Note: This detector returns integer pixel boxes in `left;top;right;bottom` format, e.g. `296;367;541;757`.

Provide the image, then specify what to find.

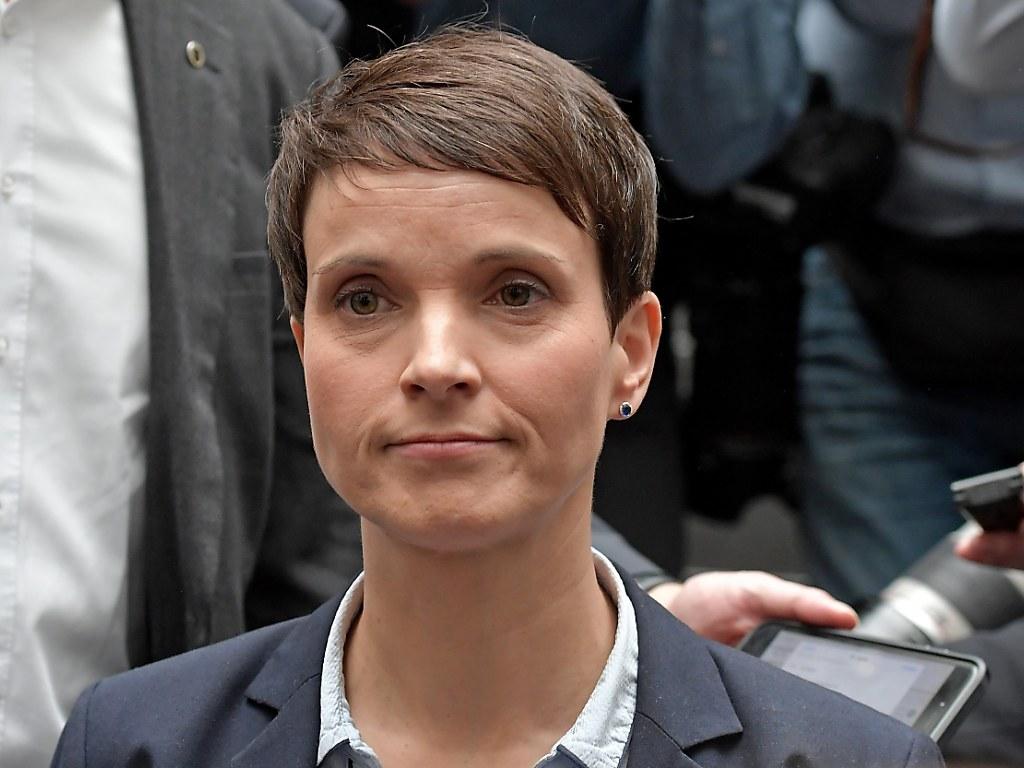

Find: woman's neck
343;502;617;768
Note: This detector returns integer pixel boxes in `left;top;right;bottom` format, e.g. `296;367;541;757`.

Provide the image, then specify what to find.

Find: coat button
185;40;206;69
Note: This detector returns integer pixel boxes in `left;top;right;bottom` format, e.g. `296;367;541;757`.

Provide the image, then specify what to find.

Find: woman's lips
387;434;503;460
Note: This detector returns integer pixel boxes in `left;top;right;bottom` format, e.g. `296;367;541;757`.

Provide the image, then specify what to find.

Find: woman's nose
398;308;482;401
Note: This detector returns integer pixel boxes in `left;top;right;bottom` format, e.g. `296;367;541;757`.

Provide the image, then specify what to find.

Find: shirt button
0;175;14;199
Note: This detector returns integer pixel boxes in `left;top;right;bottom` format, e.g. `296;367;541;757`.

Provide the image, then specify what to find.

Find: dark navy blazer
51;573;944;768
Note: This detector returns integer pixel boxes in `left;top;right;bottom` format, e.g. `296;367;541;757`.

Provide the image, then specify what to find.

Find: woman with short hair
52;27;943;768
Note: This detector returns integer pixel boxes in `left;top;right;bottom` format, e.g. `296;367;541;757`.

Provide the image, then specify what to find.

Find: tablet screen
760;629;954;726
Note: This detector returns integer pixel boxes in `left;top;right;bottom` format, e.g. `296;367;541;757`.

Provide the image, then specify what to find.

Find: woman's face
295;165;653;553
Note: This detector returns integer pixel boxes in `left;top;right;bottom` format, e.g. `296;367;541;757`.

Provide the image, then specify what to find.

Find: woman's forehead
315;164;553;208
303;165;595;263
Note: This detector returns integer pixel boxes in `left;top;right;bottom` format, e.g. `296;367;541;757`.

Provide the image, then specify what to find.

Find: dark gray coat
121;0;361;666
53;570;943;768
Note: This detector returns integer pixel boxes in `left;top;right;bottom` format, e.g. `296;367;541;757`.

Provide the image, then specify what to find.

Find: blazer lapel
233;579;742;768
231;596;344;768
121;0;241;664
232;679;322;768
622;575;743;766
227;575;738;768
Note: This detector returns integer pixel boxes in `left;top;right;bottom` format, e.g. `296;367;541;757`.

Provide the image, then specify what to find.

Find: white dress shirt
318;549;639;768
934;0;1024;94
0;0;148;765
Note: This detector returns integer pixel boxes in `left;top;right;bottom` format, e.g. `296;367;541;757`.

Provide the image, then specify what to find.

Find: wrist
647;580;685;611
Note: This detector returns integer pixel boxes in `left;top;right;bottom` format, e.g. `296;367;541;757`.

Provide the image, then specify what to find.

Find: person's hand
648;571;858;647
955;520;1024;570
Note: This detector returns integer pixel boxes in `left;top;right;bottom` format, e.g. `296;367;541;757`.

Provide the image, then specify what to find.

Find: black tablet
740;622;988;745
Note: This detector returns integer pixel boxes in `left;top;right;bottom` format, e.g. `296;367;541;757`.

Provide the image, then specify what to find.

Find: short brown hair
267;26;658;327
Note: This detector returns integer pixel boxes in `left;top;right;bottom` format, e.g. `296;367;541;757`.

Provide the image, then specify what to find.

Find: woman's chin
363;505;543;558
344;467;593;559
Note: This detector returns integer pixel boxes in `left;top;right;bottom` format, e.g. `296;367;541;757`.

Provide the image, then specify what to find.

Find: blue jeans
797;247;1024;605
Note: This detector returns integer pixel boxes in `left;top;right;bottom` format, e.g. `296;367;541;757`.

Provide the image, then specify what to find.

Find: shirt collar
317;549;638;768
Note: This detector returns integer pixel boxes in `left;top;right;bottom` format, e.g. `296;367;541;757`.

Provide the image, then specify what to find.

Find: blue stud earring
618;402;633;419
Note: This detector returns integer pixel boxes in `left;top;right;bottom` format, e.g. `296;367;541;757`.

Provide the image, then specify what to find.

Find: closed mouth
386;434;504;458
391;433;497;445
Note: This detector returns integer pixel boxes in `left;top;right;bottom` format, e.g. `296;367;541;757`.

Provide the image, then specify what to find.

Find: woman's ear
290;316;305;364
609;291;662;419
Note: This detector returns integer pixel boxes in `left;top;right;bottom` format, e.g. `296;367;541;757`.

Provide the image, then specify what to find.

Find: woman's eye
500;283;533;307
335;287;390;316
494;280;546;307
348;290;379;315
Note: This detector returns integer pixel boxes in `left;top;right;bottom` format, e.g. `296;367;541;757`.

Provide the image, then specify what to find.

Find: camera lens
856;525;1024;645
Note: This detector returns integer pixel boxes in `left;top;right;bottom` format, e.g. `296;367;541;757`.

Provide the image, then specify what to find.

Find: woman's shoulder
630;585;943;767
51;597;343;768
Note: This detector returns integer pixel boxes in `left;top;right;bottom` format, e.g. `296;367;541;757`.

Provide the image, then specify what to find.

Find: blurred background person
0;2;357;765
644;0;1024;607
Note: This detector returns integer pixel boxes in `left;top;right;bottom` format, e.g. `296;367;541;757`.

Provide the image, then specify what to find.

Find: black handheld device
952;464;1024;532
740;622;987;746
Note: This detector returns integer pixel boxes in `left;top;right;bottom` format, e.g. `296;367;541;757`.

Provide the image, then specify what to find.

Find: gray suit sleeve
592;514;670;586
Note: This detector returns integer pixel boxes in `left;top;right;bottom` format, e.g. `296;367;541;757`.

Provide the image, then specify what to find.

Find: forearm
591;514;858;646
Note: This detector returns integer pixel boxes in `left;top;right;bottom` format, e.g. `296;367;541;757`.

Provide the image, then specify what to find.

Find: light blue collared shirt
317;549;638;768
644;0;1024;237
643;0;809;194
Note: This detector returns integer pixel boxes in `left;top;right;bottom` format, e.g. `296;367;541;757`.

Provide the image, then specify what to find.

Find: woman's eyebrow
473;247;567;267
311;247;566;277
312;254;387;276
